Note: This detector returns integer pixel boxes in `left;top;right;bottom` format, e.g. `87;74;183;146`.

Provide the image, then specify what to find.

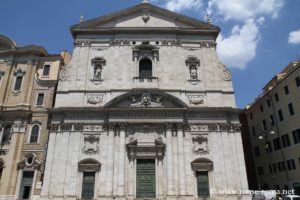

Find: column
118;124;126;196
177;124;186;196
113;129;119;196
165;123;174;196
106;124;115;196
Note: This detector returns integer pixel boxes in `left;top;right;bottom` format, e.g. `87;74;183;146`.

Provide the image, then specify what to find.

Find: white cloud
217;19;259;69
288;29;300;44
165;0;203;12
207;0;284;21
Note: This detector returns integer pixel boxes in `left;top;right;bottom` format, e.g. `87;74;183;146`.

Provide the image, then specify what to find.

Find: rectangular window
266;141;272;153
0;163;3;179
270;114;275;126
278;162;282;172
254;146;260;157
252;126;256;136
278;109;284;121
14;76;23;91
36;93;44;106
43;64;50;76
260;105;264;112
281;134;291;148
250;112;253;120
81;172;95;200
295;76;300;87
284;85;289;95
263;119;267;130
269;164;273;174
267;99;271;107
287;159;296;170
197;171;210;198
292;129;300;144
273;137;281;151
275;93;279;102
288;103;295;116
272;163;277;173
257;166;264;175
281;161;286;171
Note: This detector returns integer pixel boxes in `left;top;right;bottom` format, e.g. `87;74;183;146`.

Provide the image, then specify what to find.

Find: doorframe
14;169;37;200
134;158;157;199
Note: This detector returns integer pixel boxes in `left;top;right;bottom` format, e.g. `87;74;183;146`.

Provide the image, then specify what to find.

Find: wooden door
136;159;156;198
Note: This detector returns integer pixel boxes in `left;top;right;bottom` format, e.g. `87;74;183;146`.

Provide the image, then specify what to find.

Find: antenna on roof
143;0;149;3
80;12;84;23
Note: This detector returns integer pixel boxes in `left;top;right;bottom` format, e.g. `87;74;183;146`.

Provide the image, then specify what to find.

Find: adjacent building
0;35;65;200
39;2;249;200
241;61;300;194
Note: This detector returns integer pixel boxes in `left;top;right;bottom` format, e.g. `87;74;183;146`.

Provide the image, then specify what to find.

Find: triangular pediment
71;3;220;37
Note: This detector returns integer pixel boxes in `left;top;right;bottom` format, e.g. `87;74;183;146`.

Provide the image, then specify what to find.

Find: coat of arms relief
192;135;209;155
82;135;100;155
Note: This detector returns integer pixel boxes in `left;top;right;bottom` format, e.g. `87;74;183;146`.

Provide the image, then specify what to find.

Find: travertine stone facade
0;35;64;200
40;2;249;200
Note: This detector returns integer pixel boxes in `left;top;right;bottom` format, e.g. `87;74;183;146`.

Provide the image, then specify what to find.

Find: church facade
39;2;249;200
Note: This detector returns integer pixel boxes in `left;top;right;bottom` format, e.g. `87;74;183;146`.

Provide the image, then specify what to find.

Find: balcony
133;76;159;89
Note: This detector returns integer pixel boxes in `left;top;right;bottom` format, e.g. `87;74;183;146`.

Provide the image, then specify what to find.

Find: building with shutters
0;35;65;200
39;1;249;200
240;61;300;194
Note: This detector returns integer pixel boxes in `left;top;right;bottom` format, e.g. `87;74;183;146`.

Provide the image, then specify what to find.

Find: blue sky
1;0;299;108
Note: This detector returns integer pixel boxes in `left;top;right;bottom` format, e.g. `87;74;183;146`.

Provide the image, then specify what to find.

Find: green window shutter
82;172;95;200
136;159;156;198
197;171;210;198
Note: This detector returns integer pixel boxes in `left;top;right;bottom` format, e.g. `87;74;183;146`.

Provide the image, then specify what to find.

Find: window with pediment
13;69;25;91
139;58;152;78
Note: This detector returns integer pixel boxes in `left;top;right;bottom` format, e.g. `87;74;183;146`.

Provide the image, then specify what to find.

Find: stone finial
143;0;149;3
80;12;84;23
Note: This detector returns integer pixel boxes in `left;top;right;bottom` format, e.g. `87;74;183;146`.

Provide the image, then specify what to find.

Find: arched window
29;125;39;143
139;58;152;78
1;125;11;144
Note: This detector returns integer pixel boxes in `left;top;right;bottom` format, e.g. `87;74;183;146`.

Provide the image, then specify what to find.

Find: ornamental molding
187;94;205;105
59;69;70;81
87;95;104;105
17;153;41;170
192;135;209;155
132;41;159;61
13;69;26;77
82;135;100;155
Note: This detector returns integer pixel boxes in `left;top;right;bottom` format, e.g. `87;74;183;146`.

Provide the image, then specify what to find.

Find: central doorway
136;159;156;198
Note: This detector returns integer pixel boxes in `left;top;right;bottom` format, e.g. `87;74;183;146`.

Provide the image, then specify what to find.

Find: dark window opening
139;58;152;78
43;65;50;76
257;166;264;175
252;126;256;136
14;76;23;91
36;94;44;106
267;99;271;107
265;141;272;153
281;134;290;148
0;162;3;179
273;137;281;151
270;115;275;126
30;125;39;143
293;129;300;144
254;146;260;157
288;103;294;116
250;112;253;120
19;171;34;200
295;76;300;87
284;85;289;95
278;109;283;121
275;93;279;102
263;119;267;130
1;125;11;144
260;105;264;112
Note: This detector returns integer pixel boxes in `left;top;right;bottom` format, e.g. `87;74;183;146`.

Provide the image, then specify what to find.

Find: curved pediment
105;91;187;108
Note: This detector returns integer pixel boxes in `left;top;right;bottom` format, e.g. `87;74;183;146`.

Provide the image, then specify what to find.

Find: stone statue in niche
192;135;209;155
190;65;198;79
82;135;100;155
185;56;200;81
91;57;106;80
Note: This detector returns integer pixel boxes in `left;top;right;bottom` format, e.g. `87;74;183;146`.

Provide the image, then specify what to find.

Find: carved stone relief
192;135;209;155
17;153;41;170
59;69;70;81
82;135;100;155
187;94;205;105
13;69;26;77
87;95;104;105
130;93;162;107
142;7;150;23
